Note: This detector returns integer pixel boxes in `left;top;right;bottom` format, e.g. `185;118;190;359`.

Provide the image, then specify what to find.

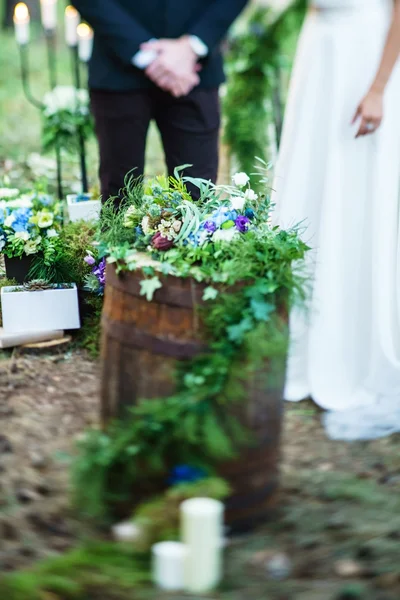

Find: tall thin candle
13;3;30;46
77;23;93;62
65;6;80;47
40;0;58;31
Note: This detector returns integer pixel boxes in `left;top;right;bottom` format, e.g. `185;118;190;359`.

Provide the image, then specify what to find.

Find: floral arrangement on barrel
42;85;94;154
73;167;310;522
0;186;61;260
120;171;258;257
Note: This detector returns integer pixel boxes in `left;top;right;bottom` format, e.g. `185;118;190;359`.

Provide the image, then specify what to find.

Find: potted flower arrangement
1;187;62;283
1;279;81;333
74;168;309;527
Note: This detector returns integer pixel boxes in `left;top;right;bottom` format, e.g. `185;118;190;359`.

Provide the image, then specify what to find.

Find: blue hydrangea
208;206;238;228
9;207;32;233
0;229;5;251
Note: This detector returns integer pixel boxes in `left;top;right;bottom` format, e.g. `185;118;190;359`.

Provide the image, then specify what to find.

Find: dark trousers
90;87;221;202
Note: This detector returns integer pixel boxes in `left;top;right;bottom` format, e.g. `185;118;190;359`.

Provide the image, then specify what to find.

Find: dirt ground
0;349;400;600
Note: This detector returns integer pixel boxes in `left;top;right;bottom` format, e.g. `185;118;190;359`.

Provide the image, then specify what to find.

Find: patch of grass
0;542;151;600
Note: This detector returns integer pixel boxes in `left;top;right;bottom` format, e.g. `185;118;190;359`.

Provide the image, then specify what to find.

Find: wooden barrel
101;264;286;532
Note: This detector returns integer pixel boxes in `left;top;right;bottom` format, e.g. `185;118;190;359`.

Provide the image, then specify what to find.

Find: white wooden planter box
67;193;101;223
1;284;81;333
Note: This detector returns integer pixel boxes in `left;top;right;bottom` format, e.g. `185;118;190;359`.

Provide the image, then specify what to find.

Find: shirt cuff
188;35;208;58
132;38;158;69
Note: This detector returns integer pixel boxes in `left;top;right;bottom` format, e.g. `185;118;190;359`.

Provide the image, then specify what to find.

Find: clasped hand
141;37;201;98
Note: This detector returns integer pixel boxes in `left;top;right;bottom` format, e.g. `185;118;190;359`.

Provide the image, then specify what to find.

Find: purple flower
203;220;217;234
93;257;106;287
235;215;250;233
84;255;96;266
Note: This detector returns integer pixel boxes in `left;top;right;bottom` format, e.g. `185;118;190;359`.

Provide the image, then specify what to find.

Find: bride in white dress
273;0;400;439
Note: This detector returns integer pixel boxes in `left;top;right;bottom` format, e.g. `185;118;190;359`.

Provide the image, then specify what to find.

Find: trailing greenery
73;171;308;522
224;1;306;180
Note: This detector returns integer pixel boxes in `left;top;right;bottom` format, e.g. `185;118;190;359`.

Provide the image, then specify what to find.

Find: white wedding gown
273;0;400;440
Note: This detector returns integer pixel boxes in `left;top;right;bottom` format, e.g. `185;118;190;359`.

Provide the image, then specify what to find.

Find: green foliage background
224;1;306;181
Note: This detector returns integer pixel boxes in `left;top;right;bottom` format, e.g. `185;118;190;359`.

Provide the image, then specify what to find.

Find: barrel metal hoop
107;265;205;309
102;316;207;359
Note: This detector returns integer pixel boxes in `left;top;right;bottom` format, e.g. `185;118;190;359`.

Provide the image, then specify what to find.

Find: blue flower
135;225;144;237
76;193;92;203
36;194;53;206
9;207;32;233
168;465;207;486
208;206;238;228
245;208;255;220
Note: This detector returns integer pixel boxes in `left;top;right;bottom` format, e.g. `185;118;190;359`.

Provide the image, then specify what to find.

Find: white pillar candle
181;498;224;594
77;23;94;62
65;5;80;47
13;3;30;45
40;0;58;31
152;542;187;591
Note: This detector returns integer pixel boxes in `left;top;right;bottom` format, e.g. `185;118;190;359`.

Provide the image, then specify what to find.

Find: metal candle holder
17;27;89;200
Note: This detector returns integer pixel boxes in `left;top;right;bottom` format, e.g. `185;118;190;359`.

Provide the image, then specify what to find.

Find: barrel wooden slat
101;264;286;531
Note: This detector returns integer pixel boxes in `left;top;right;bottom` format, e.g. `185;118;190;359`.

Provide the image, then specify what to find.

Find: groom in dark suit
72;0;248;202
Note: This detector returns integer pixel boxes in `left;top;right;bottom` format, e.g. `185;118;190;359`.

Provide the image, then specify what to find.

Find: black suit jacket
72;0;248;90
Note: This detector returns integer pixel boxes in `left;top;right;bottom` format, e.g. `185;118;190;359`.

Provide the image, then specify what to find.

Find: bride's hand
352;89;384;138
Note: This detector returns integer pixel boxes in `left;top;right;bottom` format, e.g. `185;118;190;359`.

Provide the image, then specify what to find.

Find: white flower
244;188;258;202
15;231;30;241
4;214;15;228
43;86;89;116
37;211;54;228
24;239;41;254
230;196;246;211
141;215;151;235
7;194;34;209
0;188;19;199
124;205;138;228
212;228;239;243
172;220;182;233
232;172;250;188
47;228;58;238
